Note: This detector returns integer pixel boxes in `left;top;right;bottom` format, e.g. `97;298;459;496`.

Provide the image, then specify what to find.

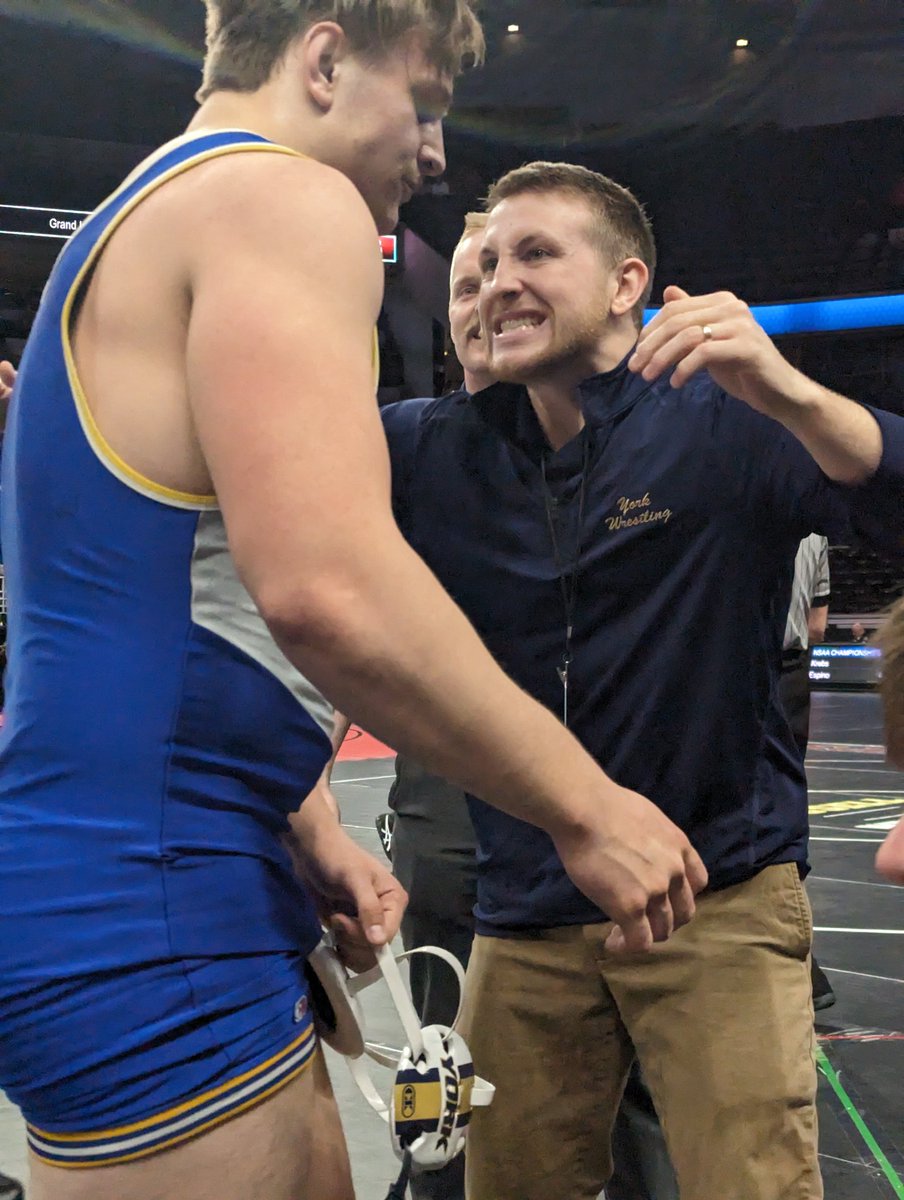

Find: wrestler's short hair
485;162;656;329
199;0;484;102
877;596;904;768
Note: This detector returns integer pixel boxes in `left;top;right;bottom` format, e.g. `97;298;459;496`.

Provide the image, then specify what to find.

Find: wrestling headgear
307;937;494;1174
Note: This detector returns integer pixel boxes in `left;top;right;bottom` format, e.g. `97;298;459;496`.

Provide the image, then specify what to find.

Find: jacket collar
468;347;650;462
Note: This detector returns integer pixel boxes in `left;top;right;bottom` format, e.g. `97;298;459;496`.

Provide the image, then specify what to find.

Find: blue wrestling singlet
0;131;336;1165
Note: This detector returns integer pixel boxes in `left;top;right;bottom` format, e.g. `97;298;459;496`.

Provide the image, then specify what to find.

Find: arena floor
1;690;902;1199
800;692;904;1200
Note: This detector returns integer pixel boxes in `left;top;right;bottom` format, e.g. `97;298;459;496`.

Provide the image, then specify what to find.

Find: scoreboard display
1;205;402;268
808;643;882;690
0;204;90;240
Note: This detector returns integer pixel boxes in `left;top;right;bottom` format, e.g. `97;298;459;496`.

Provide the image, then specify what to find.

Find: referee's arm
807;596;830;645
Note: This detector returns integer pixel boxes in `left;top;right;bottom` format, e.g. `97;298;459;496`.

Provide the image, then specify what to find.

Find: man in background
382;213;488;1200
388;215;489;1053
781;534;830;760
780;535;835;1009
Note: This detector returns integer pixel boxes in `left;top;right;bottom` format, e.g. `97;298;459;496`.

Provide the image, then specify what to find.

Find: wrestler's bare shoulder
143;144;380;268
69;142;382;500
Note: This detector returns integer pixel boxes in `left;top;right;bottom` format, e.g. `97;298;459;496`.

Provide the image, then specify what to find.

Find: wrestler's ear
296;21;348;113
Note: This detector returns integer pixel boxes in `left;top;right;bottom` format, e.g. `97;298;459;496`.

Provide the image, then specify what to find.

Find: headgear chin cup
307;938;494;1173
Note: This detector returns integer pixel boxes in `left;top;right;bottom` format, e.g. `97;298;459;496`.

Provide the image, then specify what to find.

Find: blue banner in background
644;293;904;335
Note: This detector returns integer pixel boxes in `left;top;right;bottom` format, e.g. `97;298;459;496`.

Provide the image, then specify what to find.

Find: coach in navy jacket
381;162;904;1200
384;369;901;932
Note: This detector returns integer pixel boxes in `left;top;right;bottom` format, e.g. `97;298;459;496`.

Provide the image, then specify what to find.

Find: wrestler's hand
0;361;16;408
629;285;804;416
877;815;904;885
296;825;408;973
551;785;708;954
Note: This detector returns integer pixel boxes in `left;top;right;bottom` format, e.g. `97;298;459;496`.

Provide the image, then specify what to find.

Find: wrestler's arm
299;710;351;823
185;153;707;953
286;776;406;968
285;711;402;966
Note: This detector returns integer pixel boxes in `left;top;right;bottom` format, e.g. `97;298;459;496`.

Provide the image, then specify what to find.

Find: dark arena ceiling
0;0;902;301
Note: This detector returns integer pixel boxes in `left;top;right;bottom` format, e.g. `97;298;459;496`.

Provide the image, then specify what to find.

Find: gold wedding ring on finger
701;324;714;341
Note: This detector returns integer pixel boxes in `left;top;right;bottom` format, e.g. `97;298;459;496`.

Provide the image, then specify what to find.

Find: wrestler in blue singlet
0;132;334;1167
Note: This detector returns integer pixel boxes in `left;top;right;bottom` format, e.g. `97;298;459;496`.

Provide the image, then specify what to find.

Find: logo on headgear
436;1049;461;1152
401;1085;417;1119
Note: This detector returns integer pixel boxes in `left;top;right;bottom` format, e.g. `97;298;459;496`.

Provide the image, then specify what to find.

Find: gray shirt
783;534;831;651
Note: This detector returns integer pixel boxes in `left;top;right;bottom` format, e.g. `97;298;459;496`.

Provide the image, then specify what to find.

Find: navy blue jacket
382;359;904;934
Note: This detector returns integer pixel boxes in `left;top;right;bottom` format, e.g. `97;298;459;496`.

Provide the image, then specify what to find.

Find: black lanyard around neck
540;434;591;728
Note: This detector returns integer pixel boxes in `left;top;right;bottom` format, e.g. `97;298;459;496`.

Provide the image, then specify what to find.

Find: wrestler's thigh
29;1052;353;1200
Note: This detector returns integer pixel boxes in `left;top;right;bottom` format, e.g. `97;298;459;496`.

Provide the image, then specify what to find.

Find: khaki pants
460;863;821;1200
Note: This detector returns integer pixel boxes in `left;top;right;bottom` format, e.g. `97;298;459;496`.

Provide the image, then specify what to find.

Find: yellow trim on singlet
29;1046;319;1169
60;140;303;510
373;326;381;392
27;1025;316;1143
61;133;383;509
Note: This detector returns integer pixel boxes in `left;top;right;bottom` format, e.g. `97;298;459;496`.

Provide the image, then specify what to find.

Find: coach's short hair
485;162;656;328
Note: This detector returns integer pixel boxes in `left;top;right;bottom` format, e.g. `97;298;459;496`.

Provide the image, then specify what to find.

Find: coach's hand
551;786;708;954
629;285;802;417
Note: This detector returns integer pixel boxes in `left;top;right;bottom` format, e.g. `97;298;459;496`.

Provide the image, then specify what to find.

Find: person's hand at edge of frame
876;816;904;885
0;362;16;408
876;599;904;884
